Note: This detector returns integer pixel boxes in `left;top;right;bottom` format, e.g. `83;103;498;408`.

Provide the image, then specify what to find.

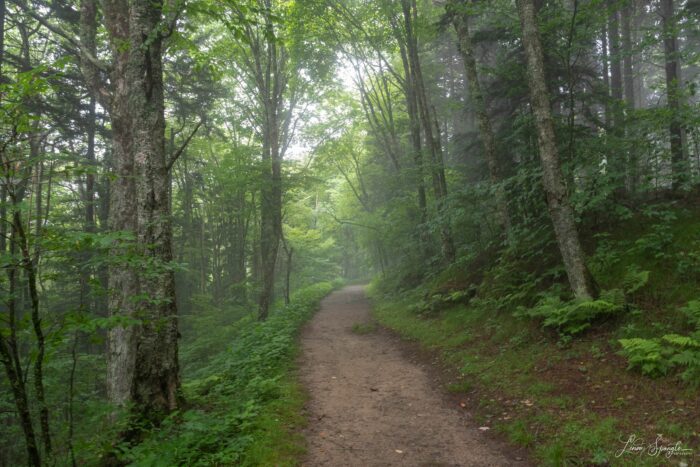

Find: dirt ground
298;285;528;466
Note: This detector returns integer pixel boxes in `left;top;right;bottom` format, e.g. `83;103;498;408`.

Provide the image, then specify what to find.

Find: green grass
351;322;377;334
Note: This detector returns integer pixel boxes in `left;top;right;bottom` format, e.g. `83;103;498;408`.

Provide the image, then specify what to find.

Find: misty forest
1;0;699;464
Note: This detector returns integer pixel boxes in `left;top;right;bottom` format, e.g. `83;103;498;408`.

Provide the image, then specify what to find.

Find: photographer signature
616;434;694;459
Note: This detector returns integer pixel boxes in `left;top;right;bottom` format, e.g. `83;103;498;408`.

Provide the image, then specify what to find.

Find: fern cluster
619;300;700;386
516;289;625;338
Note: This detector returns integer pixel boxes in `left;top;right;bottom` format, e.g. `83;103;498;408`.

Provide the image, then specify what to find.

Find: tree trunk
660;0;685;190
0;336;40;466
451;2;512;235
516;0;598;300
80;94;97;312
255;3;286;320
83;0;180;424
128;0;180;420
396;32;429;244
283;242;293;305
607;0;626;190
258;98;282;320
401;0;455;263
621;1;637;192
601;23;611;127
607;1;623;111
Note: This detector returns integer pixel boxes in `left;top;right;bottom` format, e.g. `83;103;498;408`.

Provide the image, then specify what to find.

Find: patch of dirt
298;285;528;466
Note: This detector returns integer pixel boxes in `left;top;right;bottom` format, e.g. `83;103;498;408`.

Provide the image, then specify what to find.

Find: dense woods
0;0;699;464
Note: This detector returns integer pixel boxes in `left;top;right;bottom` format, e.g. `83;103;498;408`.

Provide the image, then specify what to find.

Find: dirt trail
299;285;526;466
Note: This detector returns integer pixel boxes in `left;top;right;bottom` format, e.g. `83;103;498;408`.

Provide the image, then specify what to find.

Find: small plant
516;289;624;337
620;300;700;386
618;338;673;376
680;300;700;327
621;265;650;296
664;334;700;386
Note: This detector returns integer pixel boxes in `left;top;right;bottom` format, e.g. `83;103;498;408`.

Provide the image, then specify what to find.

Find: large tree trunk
607;1;623;112
102;0;140;410
660;0;685;190
396;32;430;248
83;0;180;424
129;0;180;418
516;0;598;300
451;2;512;235
255;2;286;320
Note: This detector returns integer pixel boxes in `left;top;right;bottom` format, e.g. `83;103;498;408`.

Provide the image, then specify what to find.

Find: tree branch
166;119;204;171
9;0;109;74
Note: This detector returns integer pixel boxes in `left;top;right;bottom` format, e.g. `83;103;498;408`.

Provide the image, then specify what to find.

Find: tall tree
448;0;512;235
516;0;598;299
79;0;180;424
660;0;685;189
400;0;456;262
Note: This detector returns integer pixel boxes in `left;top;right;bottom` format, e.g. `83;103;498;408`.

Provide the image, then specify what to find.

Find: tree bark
250;2;287;320
81;0;180;424
516;0;598;300
607;1;623;108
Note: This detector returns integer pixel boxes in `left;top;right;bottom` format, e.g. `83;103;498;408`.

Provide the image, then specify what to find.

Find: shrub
122;281;336;465
516;289;625;337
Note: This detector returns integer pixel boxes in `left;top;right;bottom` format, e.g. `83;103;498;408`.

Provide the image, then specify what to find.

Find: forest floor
298;285;527;466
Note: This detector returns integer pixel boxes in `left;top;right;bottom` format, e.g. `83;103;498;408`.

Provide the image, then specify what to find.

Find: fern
622;266;650;296
662;334;700;348
679;300;700;329
663;333;700;388
518;292;624;337
620;333;700;386
618;338;673;377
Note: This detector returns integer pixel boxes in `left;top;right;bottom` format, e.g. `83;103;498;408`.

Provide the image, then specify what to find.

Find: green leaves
516;290;625;337
122;282;336;465
620;299;700;386
619;338;674;377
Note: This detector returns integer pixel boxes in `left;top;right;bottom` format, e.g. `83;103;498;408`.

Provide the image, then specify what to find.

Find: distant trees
226;0;290;320
448;0;511;235
328;0;699;298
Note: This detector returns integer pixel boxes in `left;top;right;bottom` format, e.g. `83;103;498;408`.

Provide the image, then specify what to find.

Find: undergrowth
119;280;338;466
